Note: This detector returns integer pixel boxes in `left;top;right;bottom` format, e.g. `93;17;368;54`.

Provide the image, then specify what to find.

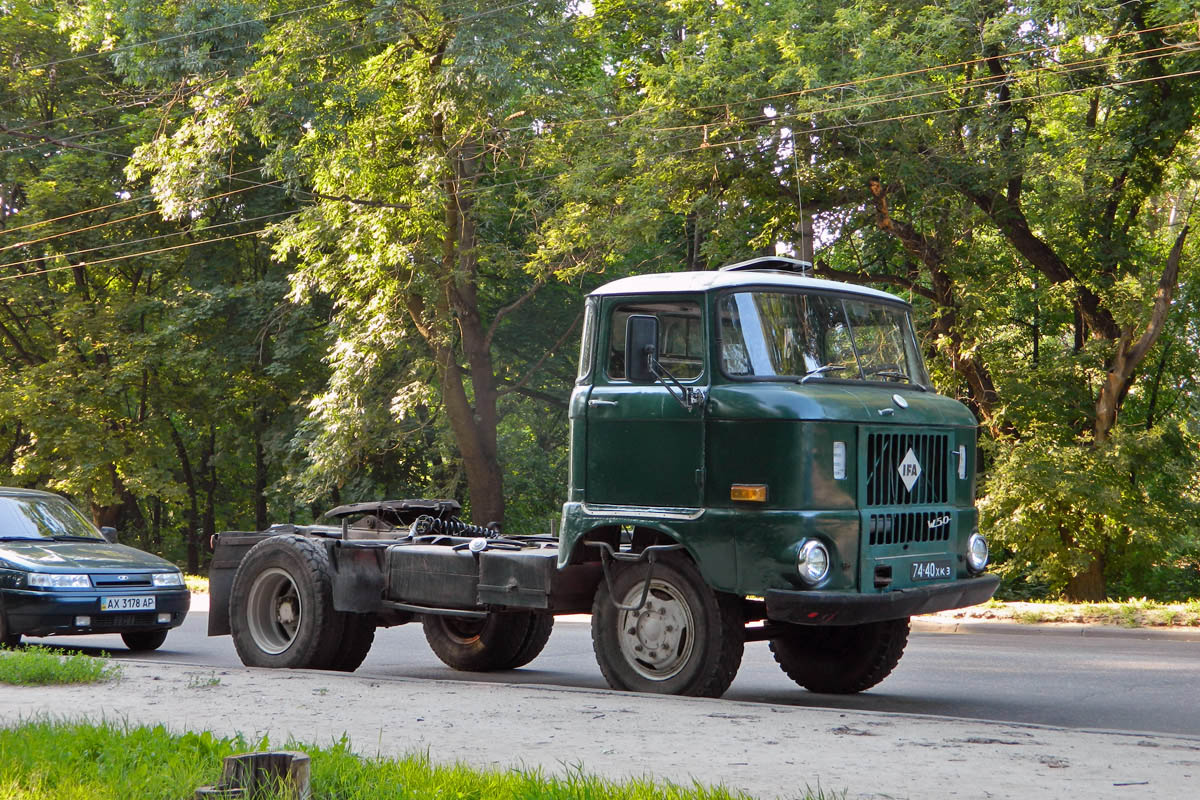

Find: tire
769;617;910;694
422;612;534;671
229;535;344;669
0;610;19;649
327;613;376;672
121;629;168;652
502;613;554;670
590;555;744;697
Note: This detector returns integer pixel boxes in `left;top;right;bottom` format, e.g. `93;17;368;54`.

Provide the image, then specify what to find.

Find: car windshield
717;291;930;387
0;495;104;541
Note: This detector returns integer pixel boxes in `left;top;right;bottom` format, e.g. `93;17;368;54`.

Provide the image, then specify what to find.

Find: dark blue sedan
0;488;189;651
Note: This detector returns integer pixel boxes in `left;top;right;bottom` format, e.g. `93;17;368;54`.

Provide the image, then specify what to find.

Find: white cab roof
590;269;907;305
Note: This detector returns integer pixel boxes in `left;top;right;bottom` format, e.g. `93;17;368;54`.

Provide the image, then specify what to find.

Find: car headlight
152;572;184;587
27;573;92;589
966;532;989;573
797;540;831;585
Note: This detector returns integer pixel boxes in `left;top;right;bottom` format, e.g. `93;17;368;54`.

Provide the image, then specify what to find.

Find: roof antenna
789;127;813;276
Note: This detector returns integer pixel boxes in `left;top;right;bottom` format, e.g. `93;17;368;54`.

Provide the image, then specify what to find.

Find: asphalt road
33;603;1200;738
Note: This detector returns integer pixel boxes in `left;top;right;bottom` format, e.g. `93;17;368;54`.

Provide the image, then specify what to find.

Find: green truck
209;256;998;697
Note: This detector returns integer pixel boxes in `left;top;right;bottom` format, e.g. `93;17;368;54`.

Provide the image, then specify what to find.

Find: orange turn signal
730;484;768;502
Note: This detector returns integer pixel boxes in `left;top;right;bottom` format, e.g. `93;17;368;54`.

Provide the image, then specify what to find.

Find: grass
0;646;121;685
943;597;1200;628
0;720;816;800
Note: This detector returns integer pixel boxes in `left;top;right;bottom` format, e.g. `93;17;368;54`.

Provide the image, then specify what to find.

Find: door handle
588;399;618;407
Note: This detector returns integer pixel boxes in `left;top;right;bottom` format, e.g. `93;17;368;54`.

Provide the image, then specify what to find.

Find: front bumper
765;574;999;626
3;588;191;637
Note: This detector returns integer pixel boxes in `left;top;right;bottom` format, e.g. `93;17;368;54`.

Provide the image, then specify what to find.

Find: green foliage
982;422;1200;598
0;646;121;685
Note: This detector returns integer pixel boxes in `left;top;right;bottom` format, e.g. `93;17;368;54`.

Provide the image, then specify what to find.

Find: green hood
0;539;177;573
708;382;977;427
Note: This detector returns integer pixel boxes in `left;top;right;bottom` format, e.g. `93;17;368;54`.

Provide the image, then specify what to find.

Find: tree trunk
1065;551;1107;602
253;411;268;531
404;133;508;527
168;418;201;573
202;424;217;568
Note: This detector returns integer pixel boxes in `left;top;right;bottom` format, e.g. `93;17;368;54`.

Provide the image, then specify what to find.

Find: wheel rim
439;617;485;644
245;567;303;655
616;579;694;681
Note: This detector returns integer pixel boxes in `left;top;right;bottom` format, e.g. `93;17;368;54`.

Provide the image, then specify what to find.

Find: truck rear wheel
328;613;376;672
590;556;743;697
769;617;910;694
504;613;554;669
229;535;343;669
422;612;537;671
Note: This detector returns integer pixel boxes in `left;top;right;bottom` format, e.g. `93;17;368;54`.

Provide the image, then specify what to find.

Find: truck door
585;299;707;509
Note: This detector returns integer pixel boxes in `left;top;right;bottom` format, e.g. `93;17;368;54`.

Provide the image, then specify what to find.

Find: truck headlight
28;573;91;589
152;571;184;587
966;532;989;573
797;540;831;585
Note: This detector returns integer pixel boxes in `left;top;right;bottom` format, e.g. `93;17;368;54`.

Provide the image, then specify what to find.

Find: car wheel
769;617;910;694
121;629;168;652
0;610;20;649
590;555;743;697
229;534;343;669
422;612;533;671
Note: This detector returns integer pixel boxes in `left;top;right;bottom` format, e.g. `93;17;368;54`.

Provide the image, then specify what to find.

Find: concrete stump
194;751;311;800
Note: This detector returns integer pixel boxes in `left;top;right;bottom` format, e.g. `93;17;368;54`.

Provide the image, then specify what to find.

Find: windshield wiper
870;370;929;391
50;535;103;542
0;536;41;541
799;364;847;384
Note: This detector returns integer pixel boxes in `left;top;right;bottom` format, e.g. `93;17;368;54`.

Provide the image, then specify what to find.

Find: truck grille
866;432;949;506
868;512;953;546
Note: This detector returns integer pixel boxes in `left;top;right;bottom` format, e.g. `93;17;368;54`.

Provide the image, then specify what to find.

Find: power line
0;228;268;283
0;211;294;272
0;180;280;250
0;167;269;238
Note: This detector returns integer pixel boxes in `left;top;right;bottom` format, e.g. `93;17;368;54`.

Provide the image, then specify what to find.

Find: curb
912;617;1200;641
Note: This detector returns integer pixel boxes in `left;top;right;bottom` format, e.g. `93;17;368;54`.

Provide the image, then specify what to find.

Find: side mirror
100;526;118;544
624;315;659;383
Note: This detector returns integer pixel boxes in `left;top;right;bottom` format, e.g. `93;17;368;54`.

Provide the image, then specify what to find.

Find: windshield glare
718;291;929;387
0;496;103;540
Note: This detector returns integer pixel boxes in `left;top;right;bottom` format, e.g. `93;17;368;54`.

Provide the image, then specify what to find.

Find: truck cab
561;257;994;625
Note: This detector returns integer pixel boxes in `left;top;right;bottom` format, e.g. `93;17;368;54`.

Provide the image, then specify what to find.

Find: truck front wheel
422;612;545;671
769;617;910;694
229;535;343;669
591;556;743;697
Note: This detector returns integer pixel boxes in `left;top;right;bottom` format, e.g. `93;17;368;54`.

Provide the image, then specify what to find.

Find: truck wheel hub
617;581;693;680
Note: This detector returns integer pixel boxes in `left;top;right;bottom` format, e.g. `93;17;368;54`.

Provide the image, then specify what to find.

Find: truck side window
607;301;703;381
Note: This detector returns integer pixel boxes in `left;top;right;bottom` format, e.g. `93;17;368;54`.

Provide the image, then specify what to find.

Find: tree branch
497;311;582;398
484;281;544;350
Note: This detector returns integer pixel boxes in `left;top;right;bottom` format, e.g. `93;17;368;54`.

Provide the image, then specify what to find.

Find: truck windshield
717;291;930;388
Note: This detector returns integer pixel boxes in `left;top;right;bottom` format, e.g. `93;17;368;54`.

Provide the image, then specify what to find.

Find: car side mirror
100;526;118;544
624;314;659;383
